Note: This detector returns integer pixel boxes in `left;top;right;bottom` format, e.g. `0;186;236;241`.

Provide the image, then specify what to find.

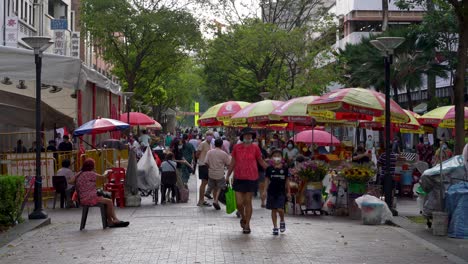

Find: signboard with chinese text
50;19;68;30
70;32;80;58
6;153;55;188
5;16;18;47
53;30;66;55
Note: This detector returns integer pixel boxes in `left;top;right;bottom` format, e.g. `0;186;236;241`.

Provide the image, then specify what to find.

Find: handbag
218;186;227;205
225;184;237;214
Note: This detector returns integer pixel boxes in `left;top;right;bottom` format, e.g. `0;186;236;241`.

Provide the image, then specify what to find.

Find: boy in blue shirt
263;150;291;235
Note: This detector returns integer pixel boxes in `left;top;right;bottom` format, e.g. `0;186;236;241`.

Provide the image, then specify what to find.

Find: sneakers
213;202;221;210
272;228;279;236
280;222;286;233
204;193;213;200
197;201;212;207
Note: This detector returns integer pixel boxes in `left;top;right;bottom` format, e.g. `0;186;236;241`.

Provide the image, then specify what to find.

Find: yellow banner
194;102;199;127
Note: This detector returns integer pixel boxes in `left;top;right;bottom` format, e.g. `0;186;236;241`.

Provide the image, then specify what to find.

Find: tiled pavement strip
0;175;466;264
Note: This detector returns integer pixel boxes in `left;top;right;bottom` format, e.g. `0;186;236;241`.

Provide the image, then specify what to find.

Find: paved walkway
0;176;466;264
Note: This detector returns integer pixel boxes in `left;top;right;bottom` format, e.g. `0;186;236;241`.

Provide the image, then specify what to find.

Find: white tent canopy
0;46;120;93
0;46;121;129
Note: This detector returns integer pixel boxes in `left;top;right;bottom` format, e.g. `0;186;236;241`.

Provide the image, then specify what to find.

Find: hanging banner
70;32;80;58
5;16;18;47
194;102;200;127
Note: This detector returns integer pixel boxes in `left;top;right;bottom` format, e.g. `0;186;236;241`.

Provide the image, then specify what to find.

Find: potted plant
341;163;375;194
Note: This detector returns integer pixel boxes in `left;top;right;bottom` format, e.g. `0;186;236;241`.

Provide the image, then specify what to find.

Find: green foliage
337;26;448;108
0;176;25;227
201;17;338;104
81;0;202;104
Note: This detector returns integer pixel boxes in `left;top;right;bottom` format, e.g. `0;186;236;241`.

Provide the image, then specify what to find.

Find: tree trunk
427;73;437;110
406;86;414;111
382;0;389;32
453;16;468;155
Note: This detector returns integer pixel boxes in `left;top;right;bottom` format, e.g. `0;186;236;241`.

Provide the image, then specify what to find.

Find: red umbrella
293;129;341;146
119;112;154;126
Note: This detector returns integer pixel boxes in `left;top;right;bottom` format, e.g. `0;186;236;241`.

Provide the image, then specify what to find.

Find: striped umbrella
361;109;421;131
270;96;319;124
308;88;409;123
230;100;284;125
73;117;129;136
418;105;468;129
198;101;250;127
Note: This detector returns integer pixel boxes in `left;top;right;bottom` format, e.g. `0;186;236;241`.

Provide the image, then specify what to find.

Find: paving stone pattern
0;176;459;264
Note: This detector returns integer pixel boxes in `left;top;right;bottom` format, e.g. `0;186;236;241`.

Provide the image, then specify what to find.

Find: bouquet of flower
341;163;375;183
291;160;329;182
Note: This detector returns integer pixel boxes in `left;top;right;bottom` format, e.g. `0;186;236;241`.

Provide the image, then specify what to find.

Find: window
48;1;54;17
24;2;27;21
29;5;32;25
32;6;35;26
20;0;23;19
15;0;19;14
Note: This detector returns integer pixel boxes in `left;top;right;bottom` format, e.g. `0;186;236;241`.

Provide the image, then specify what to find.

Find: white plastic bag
136;148;161;190
355;195;393;225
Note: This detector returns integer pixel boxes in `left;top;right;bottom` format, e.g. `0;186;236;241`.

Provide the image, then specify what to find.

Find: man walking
226;127;267;234
196;131;214;207
205;138;231;210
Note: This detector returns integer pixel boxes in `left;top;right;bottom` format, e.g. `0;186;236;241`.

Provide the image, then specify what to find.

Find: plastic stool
80;203;108;230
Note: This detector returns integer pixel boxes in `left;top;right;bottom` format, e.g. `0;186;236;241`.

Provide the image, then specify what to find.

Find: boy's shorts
208;178;226;190
266;194;286;210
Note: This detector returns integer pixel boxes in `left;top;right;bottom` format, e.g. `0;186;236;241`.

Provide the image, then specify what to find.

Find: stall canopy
0;46;121;129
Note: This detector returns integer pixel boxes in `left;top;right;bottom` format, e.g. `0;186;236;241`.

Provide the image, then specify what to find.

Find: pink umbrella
119;112;154;126
293;129;341;146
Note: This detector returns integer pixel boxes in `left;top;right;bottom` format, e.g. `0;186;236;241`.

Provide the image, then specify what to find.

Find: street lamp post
122;92;134;133
22;36;53;220
370;37;405;213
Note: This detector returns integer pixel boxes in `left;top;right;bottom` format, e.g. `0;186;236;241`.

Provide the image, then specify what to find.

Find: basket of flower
341;163;375;194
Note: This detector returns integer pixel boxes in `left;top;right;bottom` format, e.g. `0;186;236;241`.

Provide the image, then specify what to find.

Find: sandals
280;222;286;233
243;227;251;234
240;219;246;229
272;228;279;236
108;221;130;228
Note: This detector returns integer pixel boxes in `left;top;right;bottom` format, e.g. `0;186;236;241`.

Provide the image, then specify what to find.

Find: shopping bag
225;185;237;214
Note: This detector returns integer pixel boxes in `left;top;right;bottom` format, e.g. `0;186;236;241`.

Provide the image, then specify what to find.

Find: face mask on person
424;141;429;145
442;144;447;150
206;136;213;142
243;138;252;144
273;157;282;163
178;145;183;150
287;144;293;149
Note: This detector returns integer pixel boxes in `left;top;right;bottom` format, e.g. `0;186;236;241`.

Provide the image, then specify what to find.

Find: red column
108;91;112;118
92;84;97;146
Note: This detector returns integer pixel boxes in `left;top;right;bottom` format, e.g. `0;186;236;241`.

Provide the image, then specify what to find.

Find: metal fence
0;131;128;207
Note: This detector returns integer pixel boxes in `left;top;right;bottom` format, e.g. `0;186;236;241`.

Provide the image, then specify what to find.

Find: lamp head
372;37;405;55
22;36;53;53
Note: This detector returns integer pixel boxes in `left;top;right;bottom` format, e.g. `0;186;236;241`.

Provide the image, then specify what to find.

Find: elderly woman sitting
71;158;129;228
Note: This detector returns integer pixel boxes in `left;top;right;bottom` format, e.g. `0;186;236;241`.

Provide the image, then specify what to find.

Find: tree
382;0;389;32
337;27;448;109
137;58;206;122
396;0;468;154
81;0;202;95
201;18;338;104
